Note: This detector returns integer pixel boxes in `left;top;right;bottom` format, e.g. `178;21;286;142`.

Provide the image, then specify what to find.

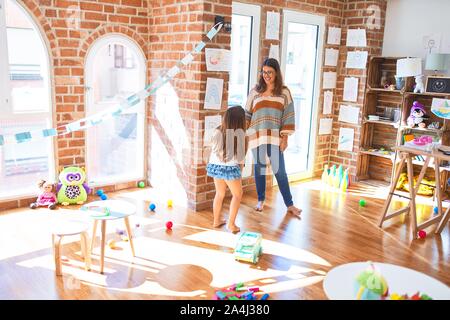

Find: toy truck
234;232;263;264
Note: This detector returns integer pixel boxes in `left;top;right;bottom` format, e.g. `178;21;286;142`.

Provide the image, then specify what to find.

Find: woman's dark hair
255;58;285;96
219;106;246;162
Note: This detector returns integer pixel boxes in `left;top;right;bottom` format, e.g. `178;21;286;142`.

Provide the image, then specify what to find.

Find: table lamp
425;53;448;76
396;57;423;92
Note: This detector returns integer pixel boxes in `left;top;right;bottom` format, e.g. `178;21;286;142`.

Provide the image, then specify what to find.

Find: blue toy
260;293;269;300
96;189;104;196
149;203;156;211
100;194;108;200
433;207;439;215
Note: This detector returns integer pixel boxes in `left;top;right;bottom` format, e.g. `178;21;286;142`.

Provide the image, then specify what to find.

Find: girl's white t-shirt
207;129;239;166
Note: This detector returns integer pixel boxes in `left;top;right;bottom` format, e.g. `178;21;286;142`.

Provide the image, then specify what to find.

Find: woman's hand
280;135;288;152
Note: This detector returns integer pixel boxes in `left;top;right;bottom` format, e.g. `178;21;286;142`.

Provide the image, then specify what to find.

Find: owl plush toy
57;166;90;205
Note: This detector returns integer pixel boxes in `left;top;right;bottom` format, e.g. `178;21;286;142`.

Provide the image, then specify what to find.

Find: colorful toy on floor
30;179;57;210
167;199;173;208
96;189;104;196
418;230;427;239
234;231;262;264
100;193;108;200
433;206;439;215
107;239;117;249
321;164;350;191
354;262;389;300
389;291;432;300
149;203;156;211
214;282;268;300
138;181;145;188
359;199;367;207
56;166;90;206
166;221;173;230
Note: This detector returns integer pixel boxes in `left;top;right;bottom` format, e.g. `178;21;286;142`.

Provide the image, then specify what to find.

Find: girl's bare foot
287;205;302;217
254;201;264;212
227;224;240;234
213;219;227;228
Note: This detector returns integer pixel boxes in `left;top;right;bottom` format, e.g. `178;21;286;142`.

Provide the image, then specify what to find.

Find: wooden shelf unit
357;56;450;187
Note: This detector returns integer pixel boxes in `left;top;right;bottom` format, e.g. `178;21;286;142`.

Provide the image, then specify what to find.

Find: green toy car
234;232;263;264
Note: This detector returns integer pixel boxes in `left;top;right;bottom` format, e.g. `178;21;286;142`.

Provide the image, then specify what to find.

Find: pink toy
412;135;433;146
30;180;57;210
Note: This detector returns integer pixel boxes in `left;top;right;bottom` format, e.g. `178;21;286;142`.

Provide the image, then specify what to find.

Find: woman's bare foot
227;224;240;234
254;201;265;212
287;205;302;217
213;219;227;228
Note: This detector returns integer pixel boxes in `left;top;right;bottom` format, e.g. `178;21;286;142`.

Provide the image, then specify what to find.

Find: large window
85;35;145;186
0;0;54;199
229;2;260;107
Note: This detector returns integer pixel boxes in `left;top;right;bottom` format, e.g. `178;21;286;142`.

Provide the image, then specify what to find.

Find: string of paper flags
0;22;224;147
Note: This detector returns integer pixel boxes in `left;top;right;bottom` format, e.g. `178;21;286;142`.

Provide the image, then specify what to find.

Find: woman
245;58;301;216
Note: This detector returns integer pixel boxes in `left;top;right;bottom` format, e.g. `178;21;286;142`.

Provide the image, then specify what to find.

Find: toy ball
96;189;104;196
167;199;173;207
116;228;125;236
100;194;108;200
135;223;140;228
166;221;173;230
149;203;156;211
107;239;116;249
121;235;129;242
433;207;439;215
359;199;367;207
137;181;145;188
418;230;427;239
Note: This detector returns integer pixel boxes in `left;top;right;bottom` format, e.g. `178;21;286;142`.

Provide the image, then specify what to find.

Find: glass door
280;10;324;182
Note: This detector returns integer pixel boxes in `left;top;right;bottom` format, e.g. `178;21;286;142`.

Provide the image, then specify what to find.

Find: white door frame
280;10;325;181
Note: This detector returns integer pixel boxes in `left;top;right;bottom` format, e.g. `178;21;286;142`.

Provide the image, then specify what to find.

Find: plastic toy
107;239;117;249
57;166;90;205
234;231;263;264
149;203;156;211
359;199;366;207
433;207;439;215
30;179;57;210
137;181;145;188
260;293;269;300
116;228;125;236
100;193;108;200
418;230;427;239
96;189;104;196
166;221;173;230
135;223;140;228
167;199;173;207
354;262;389;300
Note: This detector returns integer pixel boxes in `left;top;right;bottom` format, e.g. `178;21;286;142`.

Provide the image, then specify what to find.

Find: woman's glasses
260;70;274;76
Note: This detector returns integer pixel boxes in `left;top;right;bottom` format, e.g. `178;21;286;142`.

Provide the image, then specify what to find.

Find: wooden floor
0;179;448;300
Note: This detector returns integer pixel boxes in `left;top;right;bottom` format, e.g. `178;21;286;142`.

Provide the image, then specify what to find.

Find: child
30;179;57;210
206;106;247;234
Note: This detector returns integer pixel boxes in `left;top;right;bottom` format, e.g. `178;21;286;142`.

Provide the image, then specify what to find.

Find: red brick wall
0;0;387;211
329;0;387;178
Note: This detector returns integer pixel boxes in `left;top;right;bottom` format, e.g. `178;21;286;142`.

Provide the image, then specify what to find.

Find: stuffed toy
407;101;428;128
30;179;57;210
414;75;425;93
57;166;90;205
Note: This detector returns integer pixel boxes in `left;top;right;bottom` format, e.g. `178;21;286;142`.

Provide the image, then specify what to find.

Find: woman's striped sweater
244;87;296;149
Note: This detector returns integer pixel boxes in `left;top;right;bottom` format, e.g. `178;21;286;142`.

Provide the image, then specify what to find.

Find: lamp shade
425;53;447;71
396;57;422;77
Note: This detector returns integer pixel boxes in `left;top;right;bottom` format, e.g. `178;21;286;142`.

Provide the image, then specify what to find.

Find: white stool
51;220;91;276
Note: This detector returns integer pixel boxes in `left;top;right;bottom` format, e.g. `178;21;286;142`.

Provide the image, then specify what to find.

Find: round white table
81;200;136;274
323;262;450;300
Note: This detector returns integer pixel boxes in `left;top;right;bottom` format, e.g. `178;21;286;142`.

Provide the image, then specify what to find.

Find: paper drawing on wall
205;48;232;72
431;98;450;119
338;128;354;152
204;78;224;110
265;11;280;40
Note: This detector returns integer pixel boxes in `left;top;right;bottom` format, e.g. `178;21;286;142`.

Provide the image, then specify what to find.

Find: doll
407;101;428;128
30;179;57;210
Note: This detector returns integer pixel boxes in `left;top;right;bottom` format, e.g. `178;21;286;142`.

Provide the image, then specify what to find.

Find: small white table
323;262;450;300
81;200;136;274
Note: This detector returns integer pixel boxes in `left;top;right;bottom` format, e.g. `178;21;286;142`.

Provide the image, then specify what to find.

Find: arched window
85;35;146;186
0;0;54;199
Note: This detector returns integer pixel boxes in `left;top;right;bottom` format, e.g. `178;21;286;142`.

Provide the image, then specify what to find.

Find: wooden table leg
379;155;406;227
124;217;135;257
54;235;62;276
80;231;91;271
100;221;106;274
406;154;418;239
434;156;443;218
90;220;98;255
436;206;450;234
